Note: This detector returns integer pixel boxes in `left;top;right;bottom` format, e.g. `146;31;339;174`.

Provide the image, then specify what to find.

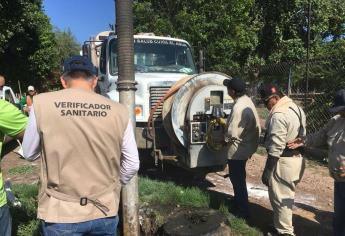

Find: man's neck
67;85;94;92
67;83;94;91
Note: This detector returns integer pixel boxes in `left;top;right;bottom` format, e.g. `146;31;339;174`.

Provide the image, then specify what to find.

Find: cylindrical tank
162;72;231;148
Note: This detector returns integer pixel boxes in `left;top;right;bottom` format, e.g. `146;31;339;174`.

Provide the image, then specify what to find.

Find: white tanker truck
83;32;234;170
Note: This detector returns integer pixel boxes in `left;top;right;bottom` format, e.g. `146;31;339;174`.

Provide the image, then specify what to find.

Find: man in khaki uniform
259;84;306;236
22;56;140;236
288;89;345;236
223;78;261;219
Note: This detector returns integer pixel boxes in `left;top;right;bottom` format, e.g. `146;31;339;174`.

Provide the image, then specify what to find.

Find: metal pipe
288;65;293;96
305;0;312;106
115;0;139;235
199;49;204;73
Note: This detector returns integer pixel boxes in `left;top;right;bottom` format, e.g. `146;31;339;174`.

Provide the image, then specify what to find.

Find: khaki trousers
268;155;305;235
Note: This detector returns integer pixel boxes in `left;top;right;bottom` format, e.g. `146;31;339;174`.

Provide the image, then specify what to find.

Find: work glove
261;155;279;187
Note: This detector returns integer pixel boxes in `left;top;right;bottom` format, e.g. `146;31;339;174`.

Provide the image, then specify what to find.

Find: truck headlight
135;105;143;118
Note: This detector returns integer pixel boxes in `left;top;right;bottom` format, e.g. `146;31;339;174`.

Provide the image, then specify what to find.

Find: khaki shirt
305;115;345;181
225;95;261;160
265;96;306;158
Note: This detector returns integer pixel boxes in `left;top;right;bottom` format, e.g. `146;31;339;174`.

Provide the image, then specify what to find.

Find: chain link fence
246;56;345;134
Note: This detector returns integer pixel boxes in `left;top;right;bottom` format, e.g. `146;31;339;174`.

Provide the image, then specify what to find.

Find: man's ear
60;76;68;89
91;76;99;90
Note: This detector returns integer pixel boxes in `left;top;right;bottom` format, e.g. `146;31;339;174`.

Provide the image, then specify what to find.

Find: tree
54;27;81;62
133;0;345;76
0;0;59;92
133;0;262;76
256;0;345;62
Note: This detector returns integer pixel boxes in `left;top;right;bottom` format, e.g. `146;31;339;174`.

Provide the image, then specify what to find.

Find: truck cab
0;86;18;105
96;33;197;148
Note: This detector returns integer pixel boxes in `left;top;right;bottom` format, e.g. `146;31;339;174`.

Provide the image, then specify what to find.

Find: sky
43;0;115;44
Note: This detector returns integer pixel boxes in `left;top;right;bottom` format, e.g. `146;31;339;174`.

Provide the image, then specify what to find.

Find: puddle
247;183;318;209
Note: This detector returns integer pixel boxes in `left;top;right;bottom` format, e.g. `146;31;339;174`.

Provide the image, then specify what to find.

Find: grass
11;184;41;236
9;165;36;175
255;146;267;156
10;177;262;236
218;204;262;236
139;177;209;208
139;177;262;235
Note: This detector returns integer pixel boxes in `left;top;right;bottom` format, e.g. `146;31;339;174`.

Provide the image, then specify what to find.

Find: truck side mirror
82;44;89;57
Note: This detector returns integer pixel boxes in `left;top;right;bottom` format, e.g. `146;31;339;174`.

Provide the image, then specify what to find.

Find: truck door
2;86;18;105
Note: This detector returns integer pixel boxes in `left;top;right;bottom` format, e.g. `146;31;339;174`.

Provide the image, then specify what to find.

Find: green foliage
54;27;81;62
256;0;345;63
133;0;261;76
133;0;345;76
0;0;59;92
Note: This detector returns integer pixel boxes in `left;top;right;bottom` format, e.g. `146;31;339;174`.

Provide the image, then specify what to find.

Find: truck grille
149;86;170;120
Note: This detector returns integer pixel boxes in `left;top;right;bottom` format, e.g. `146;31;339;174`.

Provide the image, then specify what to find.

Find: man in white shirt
22;56;140;236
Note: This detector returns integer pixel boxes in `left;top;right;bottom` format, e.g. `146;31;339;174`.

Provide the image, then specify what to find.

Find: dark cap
259;84;281;101
63;56;97;76
223;78;246;93
329;89;345;113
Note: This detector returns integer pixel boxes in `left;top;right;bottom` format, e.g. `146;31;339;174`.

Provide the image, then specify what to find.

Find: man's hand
23;106;31;113
287;137;305;149
262;156;278;186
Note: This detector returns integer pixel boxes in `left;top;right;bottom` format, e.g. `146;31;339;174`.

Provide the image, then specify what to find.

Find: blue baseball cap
63;56;97;76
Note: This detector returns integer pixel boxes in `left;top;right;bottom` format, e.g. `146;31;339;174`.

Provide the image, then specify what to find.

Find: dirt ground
207;154;334;236
1;146;334;236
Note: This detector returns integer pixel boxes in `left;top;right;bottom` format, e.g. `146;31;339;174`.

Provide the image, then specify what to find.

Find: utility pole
198;49;204;73
288;65;293;97
115;0;139;235
305;0;312;106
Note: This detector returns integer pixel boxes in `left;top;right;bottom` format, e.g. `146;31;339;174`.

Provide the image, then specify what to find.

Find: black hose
116;0;135;90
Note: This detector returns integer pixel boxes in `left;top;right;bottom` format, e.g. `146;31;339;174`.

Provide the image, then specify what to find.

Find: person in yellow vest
0;100;28;236
19;85;36;114
22;56;140;236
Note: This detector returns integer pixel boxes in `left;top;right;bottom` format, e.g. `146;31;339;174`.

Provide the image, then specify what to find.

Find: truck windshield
109;38;197;75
